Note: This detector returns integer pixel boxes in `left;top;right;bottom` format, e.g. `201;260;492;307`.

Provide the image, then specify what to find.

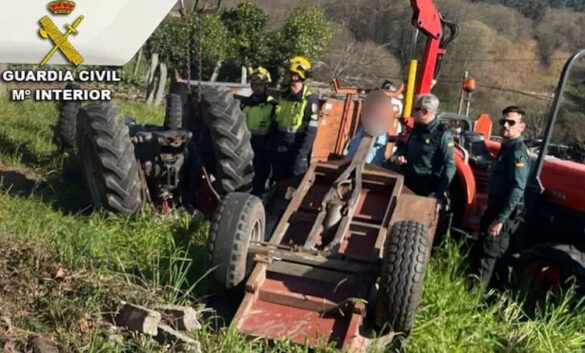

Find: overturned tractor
59;77;254;215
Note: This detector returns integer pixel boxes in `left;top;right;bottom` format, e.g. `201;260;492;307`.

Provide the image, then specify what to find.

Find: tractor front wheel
516;243;585;293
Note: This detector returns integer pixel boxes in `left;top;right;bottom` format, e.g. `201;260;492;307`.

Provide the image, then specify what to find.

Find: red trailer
207;0;459;349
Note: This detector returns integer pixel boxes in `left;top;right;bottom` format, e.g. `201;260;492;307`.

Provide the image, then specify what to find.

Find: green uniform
486;137;530;222
272;85;319;181
396;117;456;199
472;136;530;290
241;94;276;195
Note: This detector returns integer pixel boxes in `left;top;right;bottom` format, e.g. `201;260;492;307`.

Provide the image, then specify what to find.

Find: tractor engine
129;123;193;208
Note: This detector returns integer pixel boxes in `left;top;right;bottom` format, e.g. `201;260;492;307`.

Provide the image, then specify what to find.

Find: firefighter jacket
273;85;319;177
396;117;456;198
487;136;530;223
241;94;276;136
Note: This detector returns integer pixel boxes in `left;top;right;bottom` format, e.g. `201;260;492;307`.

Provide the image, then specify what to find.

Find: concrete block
154;304;202;331
115;302;161;336
156;324;201;353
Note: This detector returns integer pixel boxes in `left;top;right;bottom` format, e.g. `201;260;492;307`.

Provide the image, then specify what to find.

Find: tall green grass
408;239;585;353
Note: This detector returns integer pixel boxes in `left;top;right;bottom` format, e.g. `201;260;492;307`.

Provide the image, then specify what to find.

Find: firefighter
471;106;530;290
272;56;319;182
241;66;276;196
391;93;456;204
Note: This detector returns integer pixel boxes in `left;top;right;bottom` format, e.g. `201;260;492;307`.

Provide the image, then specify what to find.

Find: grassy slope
0;96;585;352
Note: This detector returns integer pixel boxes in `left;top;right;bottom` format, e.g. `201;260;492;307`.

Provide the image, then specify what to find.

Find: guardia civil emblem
39;0;84;66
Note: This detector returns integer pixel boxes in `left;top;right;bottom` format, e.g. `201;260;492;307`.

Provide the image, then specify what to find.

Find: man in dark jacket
392;94;456;206
241;66;276;196
272;56;319;182
471;105;530;290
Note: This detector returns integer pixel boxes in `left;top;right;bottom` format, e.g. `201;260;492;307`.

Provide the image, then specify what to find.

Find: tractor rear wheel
164;93;183;130
77;103;143;214
208;192;265;289
196;86;254;195
53;83;81;149
376;220;430;334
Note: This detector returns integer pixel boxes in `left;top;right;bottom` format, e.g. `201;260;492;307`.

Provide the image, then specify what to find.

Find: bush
150;13;230;80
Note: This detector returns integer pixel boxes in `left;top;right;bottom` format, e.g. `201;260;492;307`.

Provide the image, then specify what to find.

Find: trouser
403;176;450;244
251;135;271;196
272;148;308;183
404;174;439;198
470;204;513;290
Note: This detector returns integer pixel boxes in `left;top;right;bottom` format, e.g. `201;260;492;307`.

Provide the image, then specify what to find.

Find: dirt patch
0;238;195;351
0;163;42;195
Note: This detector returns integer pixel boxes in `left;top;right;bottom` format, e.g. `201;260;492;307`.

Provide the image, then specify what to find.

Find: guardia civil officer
272;56;319;182
471;106;530;290
392;94;456;206
240;66;276;196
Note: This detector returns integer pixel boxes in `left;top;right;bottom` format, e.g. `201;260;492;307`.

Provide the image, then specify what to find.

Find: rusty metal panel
236;273;365;348
312;98;362;163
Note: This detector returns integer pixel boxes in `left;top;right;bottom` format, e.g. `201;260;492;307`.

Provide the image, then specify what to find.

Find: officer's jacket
274;85;319;155
397;117;455;198
488;137;530;223
241;94;276;135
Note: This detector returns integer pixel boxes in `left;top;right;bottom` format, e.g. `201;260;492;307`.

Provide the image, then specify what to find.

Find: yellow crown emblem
48;0;76;15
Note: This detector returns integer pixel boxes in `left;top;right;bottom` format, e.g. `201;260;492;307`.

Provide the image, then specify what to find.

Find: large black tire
164;93;183;130
376;220;430;334
208;192;265;289
77;103;143;214
198;86;254;194
515;243;585;292
53;83;81;149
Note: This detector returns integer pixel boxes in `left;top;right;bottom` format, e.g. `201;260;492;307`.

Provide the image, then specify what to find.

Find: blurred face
361;90;396;136
499;112;525;140
251;80;266;96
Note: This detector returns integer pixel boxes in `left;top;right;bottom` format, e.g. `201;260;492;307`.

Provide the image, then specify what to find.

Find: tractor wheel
516;244;585;292
77;103;143;214
164;93;183;130
208;192;265;289
197;86;254;194
376;220;430;334
53;83;81;149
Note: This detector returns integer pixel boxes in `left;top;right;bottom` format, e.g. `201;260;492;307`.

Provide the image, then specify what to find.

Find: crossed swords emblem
39;15;84;66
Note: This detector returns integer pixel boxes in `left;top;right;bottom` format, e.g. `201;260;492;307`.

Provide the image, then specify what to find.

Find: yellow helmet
283;56;312;80
248;66;272;83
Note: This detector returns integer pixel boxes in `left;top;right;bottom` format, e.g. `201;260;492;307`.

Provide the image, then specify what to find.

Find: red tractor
414;51;585;291
498;50;585;291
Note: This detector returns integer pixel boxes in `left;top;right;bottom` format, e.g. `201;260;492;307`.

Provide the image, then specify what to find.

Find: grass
1;95;585;352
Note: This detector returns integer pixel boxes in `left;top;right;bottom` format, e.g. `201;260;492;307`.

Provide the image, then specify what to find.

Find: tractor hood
0;0;177;66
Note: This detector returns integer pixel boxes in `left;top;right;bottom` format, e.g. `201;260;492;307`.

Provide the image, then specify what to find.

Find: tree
150;16;190;75
221;0;270;67
279;1;333;61
190;13;232;79
150;13;230;80
314;25;401;87
535;9;585;64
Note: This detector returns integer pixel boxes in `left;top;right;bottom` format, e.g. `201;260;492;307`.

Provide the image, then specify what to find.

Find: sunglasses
414;106;423;112
499;118;518;127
